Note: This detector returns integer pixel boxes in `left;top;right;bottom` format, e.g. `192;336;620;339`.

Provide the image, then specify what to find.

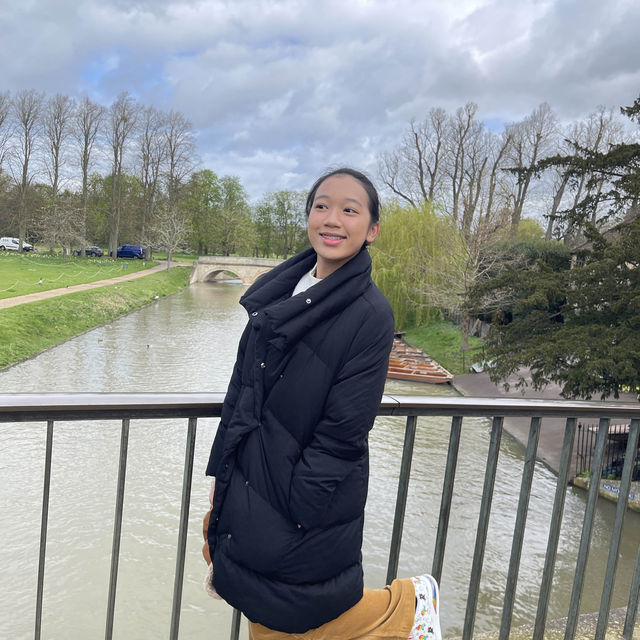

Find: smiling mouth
320;233;346;240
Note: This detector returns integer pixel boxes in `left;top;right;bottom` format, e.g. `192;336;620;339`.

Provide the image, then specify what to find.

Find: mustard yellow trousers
203;509;414;640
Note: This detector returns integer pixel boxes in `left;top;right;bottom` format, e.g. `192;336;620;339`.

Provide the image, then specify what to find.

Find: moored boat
387;335;453;384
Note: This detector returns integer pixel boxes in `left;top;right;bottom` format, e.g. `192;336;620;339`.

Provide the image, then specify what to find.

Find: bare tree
9;89;44;250
73;96;105;253
483;128;514;225
505;102;558;234
153;203;188;270
138;105;166;250
379;107;447;207
164;109;196;210
43;93;75;250
107;92;138;258
36;195;83;261
0;91;12;170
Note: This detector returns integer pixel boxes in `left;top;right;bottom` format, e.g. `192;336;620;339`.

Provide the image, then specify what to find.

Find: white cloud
1;0;638;199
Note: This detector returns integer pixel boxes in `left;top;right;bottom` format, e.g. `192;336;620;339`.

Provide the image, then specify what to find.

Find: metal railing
2;393;640;640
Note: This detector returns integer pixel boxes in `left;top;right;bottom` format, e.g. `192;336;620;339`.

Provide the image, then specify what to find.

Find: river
1;282;639;638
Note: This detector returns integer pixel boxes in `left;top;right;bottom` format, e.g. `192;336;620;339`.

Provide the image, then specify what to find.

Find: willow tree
370;201;458;329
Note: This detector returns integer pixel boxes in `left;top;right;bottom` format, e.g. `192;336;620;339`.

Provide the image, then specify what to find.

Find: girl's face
307;174;380;279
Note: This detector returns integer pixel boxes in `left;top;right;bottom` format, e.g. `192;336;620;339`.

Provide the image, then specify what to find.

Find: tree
504;102;558;234
371;201;455;328
473;220;639;399
254;190;307;258
183;169;222;254
36;191;83;260
73;96;105;253
379;107;447;206
0;90;11;170
153;203;189;270
535;99;638;238
9;89;44;250
212;176;254;256
138;105;166;248
43;94;75;251
107;92;138;258
164;109;196;209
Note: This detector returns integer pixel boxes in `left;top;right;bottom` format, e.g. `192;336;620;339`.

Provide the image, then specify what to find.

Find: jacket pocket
224;471;301;576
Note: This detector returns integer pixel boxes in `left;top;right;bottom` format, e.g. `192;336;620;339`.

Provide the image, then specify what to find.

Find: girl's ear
366;222;380;244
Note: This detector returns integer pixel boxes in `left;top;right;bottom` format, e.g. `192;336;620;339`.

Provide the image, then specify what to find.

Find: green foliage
403;321;485;376
183;170;255;256
477;218;640;399
0;268;190;369
514;218;545;243
253;190;308;258
371;201;460;328
535;95;640;230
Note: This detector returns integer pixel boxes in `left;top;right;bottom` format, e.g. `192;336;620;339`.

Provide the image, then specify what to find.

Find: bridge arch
190;256;283;286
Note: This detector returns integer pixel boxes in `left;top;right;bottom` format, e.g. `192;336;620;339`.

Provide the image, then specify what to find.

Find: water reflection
1;282;638;638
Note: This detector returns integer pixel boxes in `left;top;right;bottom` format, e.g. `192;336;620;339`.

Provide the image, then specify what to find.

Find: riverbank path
0;261;192;310
452;370;637;476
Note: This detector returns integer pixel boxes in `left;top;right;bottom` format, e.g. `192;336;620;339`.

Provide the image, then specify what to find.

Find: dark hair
305;167;380;224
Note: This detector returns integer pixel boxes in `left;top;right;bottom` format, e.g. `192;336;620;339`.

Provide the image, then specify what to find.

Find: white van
0;236;34;251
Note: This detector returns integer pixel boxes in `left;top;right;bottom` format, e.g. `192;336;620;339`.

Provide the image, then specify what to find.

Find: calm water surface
1;282;638;638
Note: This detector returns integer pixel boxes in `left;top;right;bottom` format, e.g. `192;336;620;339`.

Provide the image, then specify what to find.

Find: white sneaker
409;574;442;640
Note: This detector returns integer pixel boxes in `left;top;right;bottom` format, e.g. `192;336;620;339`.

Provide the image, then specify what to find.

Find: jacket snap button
251;311;258;316
260;362;266;368
245;480;249;486
228;533;232;539
297;524;302;529
305;298;311;304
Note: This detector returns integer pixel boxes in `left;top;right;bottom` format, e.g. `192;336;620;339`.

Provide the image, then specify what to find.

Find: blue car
116;245;145;259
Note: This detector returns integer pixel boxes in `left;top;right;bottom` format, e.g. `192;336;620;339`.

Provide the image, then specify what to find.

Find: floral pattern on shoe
409;574;442;640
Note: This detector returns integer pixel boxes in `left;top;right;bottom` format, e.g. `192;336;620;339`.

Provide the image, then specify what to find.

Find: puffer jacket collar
240;247;372;351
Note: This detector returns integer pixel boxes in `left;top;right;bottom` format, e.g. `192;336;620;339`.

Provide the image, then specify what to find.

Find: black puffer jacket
206;246;394;633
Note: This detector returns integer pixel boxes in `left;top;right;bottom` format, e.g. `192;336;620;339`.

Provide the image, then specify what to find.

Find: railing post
432;415;462;583
105;419;130;640
463;415;503;640
499;416;541;640
386;415;417;585
564;417;609;640
595;418;640;639
230;608;242;640
534;417;577;640
35;420;54;640
170;417;198;640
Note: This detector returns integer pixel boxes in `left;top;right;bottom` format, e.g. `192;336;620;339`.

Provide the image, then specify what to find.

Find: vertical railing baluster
386;415;418;585
534;417;577;640
432;415;462;583
230;608;242;640
564;417;609;640
105;418;130;640
170;417;198;640
499;416;541;640
623;540;640;639
595;418;640;639
35;419;54;640
463;416;503;640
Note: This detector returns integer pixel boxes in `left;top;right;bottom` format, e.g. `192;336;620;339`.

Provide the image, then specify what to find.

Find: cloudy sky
2;0;639;201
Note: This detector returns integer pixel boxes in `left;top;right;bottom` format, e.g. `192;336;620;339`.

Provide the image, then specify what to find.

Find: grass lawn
403;321;486;376
0;267;190;369
0;252;157;300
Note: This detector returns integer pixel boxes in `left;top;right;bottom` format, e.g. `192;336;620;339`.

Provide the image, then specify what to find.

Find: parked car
0;236;34;251
73;246;104;257
115;244;145;259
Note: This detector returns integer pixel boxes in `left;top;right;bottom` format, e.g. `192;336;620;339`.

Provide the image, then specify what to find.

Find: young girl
203;168;442;640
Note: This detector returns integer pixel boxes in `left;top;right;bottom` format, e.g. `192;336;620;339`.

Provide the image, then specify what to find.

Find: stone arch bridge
190;256;284;286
